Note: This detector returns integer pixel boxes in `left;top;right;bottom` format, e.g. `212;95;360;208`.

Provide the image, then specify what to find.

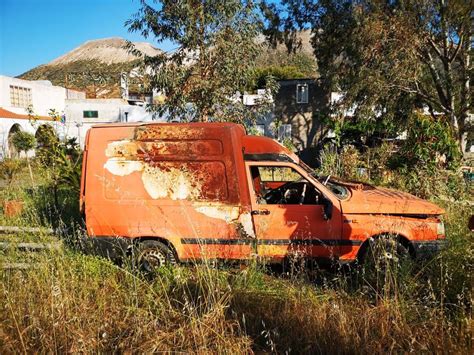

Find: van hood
339;184;444;216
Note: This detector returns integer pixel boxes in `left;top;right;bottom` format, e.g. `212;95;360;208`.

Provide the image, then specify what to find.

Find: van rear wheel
136;240;176;276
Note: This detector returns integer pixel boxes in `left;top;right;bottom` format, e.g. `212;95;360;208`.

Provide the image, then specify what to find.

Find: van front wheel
359;236;413;290
136;240;176;275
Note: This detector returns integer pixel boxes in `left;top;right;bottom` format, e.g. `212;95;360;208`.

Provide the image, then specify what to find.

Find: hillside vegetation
19;59;139;99
18;37;161;98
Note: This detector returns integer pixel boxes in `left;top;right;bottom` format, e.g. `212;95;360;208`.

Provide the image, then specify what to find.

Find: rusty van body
80;122;446;267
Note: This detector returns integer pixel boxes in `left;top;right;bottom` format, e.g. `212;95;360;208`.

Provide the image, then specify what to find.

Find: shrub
394;112;461;170
0;159;23;186
250;65;306;90
317;144;342;177
317;144;364;180
11;131;36;155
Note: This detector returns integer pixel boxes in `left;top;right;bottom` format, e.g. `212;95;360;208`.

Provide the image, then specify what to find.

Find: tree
259;0;317;54
126;0;267;122
261;0;473;155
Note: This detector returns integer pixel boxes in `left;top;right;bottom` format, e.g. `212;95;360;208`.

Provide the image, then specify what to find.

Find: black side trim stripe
260;239;362;246
181;238;362;246
181;238;251;245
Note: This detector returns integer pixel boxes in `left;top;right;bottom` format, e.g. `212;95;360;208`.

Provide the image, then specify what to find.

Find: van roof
90;122;244;129
88;121;299;164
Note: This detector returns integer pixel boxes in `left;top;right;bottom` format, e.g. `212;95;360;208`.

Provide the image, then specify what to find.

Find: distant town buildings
0;75;85;158
0;75;160;156
6;73;465;164
260;78;330;150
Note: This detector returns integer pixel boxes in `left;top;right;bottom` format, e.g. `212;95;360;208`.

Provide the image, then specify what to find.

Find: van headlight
437;221;445;237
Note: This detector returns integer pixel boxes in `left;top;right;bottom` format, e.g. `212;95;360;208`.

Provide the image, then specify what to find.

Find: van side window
250;166;322;205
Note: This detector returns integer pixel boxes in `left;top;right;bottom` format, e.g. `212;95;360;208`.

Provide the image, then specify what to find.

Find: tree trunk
451;113;467;155
459;10;473;157
459;131;467;155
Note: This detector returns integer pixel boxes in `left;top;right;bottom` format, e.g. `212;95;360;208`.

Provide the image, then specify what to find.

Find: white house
0;75;86;158
0;75;162;156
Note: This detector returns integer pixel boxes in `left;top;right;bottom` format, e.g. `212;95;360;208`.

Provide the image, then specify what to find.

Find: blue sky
0;0;177;76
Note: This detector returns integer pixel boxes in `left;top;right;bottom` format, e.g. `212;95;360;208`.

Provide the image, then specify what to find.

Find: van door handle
252;209;270;215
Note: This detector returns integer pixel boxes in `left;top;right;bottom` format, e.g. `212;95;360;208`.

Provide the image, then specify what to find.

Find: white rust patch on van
142;166;201;200
238;212;255;238
192;204;255;238
104;158;143;176
104;140;203;200
105;140;139;158
194;204;240;222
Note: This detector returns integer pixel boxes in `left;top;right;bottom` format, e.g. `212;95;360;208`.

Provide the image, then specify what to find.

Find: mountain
19;38;161;98
19;34;316;99
48;37;161;65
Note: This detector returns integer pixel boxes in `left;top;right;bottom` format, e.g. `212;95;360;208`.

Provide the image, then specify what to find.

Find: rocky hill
19;34;316;98
48;37;161;65
19;38;161;98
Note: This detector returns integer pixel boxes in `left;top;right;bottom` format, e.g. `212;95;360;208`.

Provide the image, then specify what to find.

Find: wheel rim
140;249;167;273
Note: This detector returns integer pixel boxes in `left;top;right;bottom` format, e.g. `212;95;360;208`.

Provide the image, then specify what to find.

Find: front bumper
412;239;448;260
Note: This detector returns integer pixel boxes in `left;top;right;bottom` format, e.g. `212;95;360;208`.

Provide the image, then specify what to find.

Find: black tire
136;240;176;276
359;236;413;291
363;236;411;267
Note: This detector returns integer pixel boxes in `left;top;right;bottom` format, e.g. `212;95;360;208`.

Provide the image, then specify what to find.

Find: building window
296;84;308;104
83;110;99;118
278;124;292;141
10;85;32;108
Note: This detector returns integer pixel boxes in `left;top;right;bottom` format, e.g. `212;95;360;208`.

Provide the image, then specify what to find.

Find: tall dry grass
0;159;472;353
1;216;472;354
1;251;250;353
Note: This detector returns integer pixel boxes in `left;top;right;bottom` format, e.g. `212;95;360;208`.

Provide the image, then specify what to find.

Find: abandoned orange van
80;122;446;271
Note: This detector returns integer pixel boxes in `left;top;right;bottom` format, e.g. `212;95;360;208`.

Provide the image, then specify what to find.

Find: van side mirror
322;197;333;220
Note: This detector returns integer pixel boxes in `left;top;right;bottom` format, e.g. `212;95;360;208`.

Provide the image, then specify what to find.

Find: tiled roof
0;107;53;121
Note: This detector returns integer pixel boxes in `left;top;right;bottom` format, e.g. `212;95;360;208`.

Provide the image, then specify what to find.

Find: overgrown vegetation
1;0;472;351
0;147;472;352
126;0;268;123
317;109;471;201
261;0;473;153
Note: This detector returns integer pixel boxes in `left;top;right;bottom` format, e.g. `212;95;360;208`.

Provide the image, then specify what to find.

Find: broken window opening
250;165;323;205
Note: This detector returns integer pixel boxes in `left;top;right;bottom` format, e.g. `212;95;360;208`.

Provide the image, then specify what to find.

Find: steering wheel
263;181;300;204
263;181;293;204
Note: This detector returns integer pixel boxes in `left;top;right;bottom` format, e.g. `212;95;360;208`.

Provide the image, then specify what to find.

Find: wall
255;79;329;151
64;98;160;147
0;117;63;159
0;75;85;116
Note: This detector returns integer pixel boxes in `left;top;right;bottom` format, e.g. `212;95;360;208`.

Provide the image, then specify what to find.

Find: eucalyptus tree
127;0;269;123
261;0;473;153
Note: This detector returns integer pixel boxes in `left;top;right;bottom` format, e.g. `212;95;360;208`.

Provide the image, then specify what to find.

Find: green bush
0;159;24;186
249;65;307;90
11;131;36;155
394;112;461;170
